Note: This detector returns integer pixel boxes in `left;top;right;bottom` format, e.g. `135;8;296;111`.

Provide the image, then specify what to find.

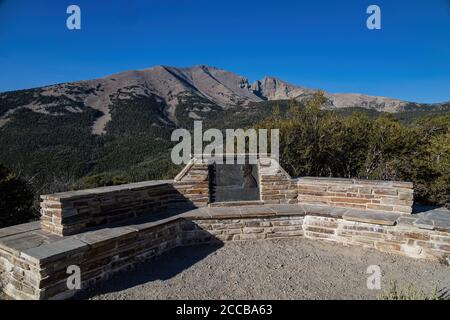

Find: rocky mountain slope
0;65;436;135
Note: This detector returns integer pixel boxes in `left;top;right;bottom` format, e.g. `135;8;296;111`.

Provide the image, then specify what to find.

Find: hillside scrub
256;92;450;208
0;164;36;228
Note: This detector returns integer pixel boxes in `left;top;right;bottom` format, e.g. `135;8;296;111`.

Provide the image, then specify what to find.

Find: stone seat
2;204;449;265
1;204;449;300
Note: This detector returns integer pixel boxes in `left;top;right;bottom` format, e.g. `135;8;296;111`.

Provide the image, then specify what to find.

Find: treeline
0;164;37;228
1;90;449;228
256;92;450;207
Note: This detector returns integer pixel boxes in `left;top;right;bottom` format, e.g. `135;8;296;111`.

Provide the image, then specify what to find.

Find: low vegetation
0;164;36;228
256;92;450;208
378;281;449;300
0;89;449;226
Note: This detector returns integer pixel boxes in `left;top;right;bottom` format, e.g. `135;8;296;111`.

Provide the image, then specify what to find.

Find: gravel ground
84;238;450;300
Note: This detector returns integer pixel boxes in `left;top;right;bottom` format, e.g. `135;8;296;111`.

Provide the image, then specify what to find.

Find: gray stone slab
297;177;354;185
10;221;41;232
0;221;41;239
268;204;305;216
207;207;242;219
0;226;27;239
239;205;276;217
352;179;395;186
125;215;182;232
21;237;88;264
412;207;450;231
41;180;171;200
209;201;264;207
396;216;417;227
302;204;347;218
0;231;55;255
179;208;211;219
343;210;399;226
433;219;450;232
75;227;136;246
413;218;435;230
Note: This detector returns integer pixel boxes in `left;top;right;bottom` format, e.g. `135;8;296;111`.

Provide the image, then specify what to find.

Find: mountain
1;64;449;194
0;65;442;136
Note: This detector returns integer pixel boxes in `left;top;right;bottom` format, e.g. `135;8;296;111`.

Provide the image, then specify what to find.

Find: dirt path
86;238;450;300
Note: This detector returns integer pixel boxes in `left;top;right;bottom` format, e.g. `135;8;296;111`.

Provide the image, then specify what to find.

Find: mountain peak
0;64;418;135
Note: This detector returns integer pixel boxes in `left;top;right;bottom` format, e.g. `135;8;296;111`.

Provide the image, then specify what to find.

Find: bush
255;92;450;207
0;164;36;228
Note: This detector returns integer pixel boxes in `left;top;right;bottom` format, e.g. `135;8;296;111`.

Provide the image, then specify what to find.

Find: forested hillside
0;83;449;228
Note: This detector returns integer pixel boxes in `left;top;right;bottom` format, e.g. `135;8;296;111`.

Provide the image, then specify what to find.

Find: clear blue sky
0;0;449;103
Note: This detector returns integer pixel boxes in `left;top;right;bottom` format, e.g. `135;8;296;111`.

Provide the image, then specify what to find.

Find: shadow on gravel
78;243;224;299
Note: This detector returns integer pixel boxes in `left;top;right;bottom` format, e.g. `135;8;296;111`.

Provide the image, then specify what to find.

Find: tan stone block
239;233;266;240
330;197;371;204
243;227;264;234
434;243;450;253
393;205;412;214
403;232;430;241
304;231;335;240
358;187;372;194
367;204;394;211
333;203;367;209
272;226;302;232
375;242;401;252
297;185;328;192
327;185;349;192
223;229;243;235
267;231;303;238
304;226;335;234
398;192;414;201
373;189;398;196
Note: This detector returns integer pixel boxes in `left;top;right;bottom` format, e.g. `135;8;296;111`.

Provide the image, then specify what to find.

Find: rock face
0;64;433;134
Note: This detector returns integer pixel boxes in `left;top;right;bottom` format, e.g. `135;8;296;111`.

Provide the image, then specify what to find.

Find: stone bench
1;204;449;300
297;177;414;214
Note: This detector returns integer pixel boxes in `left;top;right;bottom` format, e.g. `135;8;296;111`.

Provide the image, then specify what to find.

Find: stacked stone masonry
40;180;177;236
173;158;210;208
297;177;414;214
1;155;446;300
259;157;298;205
1;204;449;300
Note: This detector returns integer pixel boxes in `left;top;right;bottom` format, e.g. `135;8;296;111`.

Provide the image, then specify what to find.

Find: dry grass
378;281;449;300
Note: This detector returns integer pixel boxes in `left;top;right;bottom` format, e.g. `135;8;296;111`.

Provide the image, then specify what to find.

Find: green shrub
378;281;448;300
0;164;37;228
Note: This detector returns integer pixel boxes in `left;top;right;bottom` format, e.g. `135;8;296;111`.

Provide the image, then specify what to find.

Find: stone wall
172;158;210;208
40;181;177;236
2;219;184;300
183;217;305;243
297;177;413;214
0;222;43;300
259;157;297;204
303;215;449;260
1;206;449;300
174;155;299;206
184;214;449;262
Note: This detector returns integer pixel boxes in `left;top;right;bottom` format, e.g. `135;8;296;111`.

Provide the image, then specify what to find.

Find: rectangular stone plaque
211;163;260;202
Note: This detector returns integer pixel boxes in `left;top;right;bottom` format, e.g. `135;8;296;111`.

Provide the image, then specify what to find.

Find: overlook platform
1;204;449;300
0;155;449;300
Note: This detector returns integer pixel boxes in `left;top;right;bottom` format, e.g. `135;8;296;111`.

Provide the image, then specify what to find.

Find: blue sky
0;0;449;103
